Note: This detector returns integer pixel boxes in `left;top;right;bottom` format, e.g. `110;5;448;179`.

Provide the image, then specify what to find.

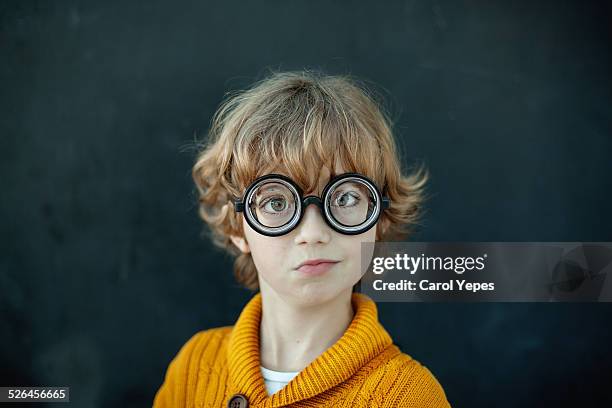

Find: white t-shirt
260;366;300;396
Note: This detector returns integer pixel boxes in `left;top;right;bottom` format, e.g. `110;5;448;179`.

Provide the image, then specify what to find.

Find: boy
153;70;450;407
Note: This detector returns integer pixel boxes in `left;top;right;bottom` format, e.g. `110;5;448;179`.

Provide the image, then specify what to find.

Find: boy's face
231;161;377;306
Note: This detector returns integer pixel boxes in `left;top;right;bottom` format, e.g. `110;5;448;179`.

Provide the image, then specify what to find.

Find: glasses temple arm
234;199;244;212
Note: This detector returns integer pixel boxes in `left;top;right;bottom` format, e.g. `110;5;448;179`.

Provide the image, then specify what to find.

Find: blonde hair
192;70;428;290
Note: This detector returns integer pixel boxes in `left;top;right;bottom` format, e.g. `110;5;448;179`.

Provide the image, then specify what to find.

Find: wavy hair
192;70;428;290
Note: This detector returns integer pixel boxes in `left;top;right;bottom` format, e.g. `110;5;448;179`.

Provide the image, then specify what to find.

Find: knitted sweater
153;292;450;407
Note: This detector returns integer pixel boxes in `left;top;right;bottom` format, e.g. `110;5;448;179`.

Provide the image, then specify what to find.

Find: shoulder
375;347;451;408
183;326;234;348
172;326;233;366
153;326;233;407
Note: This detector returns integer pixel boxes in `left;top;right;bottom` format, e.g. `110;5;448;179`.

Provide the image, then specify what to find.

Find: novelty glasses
233;173;390;236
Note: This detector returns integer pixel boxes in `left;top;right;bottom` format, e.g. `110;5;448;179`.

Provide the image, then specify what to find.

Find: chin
290;282;347;306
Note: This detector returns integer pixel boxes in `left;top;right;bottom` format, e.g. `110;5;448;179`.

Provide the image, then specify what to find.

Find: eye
332;191;361;208
259;196;292;215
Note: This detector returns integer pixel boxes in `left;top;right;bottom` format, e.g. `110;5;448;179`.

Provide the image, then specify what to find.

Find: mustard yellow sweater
153;292;450;407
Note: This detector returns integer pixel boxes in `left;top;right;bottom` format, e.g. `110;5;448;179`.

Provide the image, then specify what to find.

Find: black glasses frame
233;172;390;237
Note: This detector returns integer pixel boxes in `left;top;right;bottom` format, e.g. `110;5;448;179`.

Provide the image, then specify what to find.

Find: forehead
255;172;370;201
269;163;345;193
269;156;345;179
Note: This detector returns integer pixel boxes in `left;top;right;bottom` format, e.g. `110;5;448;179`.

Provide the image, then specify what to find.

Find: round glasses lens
248;181;297;228
327;179;376;227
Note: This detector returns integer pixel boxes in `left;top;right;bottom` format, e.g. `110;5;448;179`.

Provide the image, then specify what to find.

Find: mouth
295;259;340;276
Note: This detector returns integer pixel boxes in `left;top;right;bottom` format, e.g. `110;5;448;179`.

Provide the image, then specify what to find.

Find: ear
230;234;251;254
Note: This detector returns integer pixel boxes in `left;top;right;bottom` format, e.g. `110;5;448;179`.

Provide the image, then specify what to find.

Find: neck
258;282;354;372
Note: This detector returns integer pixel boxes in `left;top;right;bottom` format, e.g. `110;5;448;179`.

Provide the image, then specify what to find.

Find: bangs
231;81;385;195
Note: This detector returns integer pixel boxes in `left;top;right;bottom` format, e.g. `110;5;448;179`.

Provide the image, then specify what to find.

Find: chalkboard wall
1;1;611;406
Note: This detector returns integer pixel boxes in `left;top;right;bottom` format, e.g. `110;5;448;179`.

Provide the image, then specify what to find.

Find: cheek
243;220;291;274
344;228;377;275
348;228;376;251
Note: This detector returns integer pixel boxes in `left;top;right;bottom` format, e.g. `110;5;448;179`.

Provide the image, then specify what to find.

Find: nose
293;201;331;245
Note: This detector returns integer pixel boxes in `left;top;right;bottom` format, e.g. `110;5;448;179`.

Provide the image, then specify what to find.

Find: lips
296;258;340;269
295;259;340;276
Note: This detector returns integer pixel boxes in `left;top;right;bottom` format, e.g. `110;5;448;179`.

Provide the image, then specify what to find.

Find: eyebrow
258;185;286;193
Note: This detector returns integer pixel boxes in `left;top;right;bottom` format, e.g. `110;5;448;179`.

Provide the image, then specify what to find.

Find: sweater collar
227;292;393;407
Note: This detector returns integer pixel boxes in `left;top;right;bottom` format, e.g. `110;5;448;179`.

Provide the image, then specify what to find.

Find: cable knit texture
153;292;450;407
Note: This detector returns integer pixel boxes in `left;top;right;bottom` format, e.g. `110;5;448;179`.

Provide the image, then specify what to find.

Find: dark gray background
1;0;611;407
